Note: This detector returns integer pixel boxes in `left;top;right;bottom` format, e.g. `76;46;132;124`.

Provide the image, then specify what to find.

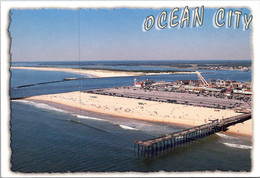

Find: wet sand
25;91;252;137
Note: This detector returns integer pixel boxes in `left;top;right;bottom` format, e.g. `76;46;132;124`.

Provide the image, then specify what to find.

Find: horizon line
11;59;252;62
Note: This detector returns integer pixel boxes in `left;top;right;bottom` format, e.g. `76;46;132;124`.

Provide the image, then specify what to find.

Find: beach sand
25;91;252;137
11;66;195;78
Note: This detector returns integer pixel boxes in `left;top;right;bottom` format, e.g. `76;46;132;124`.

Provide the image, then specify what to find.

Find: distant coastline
11;66;196;78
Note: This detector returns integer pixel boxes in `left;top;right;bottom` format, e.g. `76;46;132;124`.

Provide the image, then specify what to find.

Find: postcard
1;1;259;177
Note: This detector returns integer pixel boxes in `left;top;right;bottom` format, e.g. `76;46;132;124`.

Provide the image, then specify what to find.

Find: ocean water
10;61;252;172
10;69;88;88
11;60;252;68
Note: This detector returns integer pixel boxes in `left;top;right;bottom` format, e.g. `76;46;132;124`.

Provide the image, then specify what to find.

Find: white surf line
222;142;252;149
72;114;107;122
216;133;239;140
118;124;139;131
13;100;68;113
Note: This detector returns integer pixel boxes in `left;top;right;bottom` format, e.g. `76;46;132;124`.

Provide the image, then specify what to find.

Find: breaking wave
223;143;252;149
119;124;138;130
72;114;107;122
14;100;68;113
216;133;238;140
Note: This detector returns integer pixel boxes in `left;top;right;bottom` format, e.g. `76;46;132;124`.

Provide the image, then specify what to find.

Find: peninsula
11;66;195;78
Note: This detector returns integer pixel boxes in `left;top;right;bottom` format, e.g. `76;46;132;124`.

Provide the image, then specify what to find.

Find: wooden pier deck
134;113;251;156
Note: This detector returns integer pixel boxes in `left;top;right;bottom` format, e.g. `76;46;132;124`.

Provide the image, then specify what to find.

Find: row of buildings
133;72;252;102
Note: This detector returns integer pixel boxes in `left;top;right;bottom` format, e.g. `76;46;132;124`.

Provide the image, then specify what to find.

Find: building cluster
133;78;252;103
197;66;251;71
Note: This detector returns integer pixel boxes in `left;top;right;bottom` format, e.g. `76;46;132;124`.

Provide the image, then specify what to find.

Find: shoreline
23;91;252;137
24;98;194;128
11;66;196;78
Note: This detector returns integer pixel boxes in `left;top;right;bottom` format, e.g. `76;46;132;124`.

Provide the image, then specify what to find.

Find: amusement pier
134;113;251;156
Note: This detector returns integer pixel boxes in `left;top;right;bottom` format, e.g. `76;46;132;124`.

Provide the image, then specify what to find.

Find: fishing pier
134;113;251;156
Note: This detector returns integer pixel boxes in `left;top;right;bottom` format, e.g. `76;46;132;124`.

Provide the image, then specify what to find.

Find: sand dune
25;91;252;137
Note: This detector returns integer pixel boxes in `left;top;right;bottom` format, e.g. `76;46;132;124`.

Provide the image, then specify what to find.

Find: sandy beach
11;66;195;78
25;91;252;137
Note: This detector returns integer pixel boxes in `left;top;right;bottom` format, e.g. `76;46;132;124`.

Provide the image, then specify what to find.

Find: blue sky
9;7;252;61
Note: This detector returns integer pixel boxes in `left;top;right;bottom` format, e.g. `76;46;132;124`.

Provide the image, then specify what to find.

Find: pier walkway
134;113;251;156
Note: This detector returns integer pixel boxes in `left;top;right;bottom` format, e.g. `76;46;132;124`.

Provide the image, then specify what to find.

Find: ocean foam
119;124;138;130
14;100;68;113
223;142;252;149
72;114;107;122
216;133;238;140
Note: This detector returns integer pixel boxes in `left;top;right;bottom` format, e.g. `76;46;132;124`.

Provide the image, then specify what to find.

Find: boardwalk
85;86;246;109
134;113;251;156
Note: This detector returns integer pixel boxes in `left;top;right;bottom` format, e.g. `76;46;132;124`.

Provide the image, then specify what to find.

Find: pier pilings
134;113;251;156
